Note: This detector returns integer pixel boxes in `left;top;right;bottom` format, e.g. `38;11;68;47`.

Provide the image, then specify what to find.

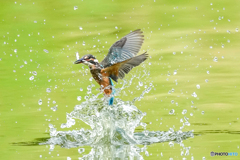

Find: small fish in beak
74;58;84;64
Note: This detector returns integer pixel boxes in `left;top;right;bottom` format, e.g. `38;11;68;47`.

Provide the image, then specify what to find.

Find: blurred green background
0;0;240;159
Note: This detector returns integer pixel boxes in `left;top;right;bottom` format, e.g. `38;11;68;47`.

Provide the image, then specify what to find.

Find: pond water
1;0;240;160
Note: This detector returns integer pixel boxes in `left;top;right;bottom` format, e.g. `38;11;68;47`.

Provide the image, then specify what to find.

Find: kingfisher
74;29;148;105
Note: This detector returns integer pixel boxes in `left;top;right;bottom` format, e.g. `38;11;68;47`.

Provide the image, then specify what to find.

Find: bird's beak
74;58;84;64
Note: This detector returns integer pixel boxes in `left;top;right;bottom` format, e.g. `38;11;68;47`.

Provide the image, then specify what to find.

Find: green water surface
0;0;240;159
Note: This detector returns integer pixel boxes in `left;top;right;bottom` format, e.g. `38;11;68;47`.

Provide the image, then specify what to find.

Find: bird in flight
74;29;148;105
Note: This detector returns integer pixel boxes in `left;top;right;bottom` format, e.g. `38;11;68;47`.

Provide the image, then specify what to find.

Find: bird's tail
109;78;114;105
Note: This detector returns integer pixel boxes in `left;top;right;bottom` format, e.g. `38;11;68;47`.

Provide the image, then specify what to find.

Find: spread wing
100;29;144;68
101;52;148;82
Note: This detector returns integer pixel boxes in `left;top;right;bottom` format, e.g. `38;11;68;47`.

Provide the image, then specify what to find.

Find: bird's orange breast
90;69;112;96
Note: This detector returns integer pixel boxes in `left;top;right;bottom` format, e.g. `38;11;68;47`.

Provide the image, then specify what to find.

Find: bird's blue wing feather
100;29;144;68
106;47;135;67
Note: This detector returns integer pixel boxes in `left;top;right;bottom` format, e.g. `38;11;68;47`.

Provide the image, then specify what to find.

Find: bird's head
74;54;99;68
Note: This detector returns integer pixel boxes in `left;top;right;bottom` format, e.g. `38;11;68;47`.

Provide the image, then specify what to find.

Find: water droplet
82;41;85;46
67;157;71;160
145;151;149;156
32;71;37;76
169;141;174;147
171;100;174;104
38;99;42;105
46;145;54;152
80;88;83;91
190;113;193;116
227;39;230;43
201;111;205;115
78;148;85;154
61;123;67;128
173;52;176;55
202;157;206;160
169;128;174;134
236;28;239;32
191;92;197;97
139;82;143;86
205;79;208;83
51;106;57;111
14;49;17;53
87;85;92;91
213;57;218;62
182;109;187;115
79;26;83;30
185;121;190;126
74;6;78;10
222;56;224;59
148;62;152;65
209;46;213;49
77;96;81;101
196;84;200;89
43;49;49;53
207;71;210;74
46;88;51;93
115;26;118;29
194;39;197;43
173;70;177;75
169;109;175;115
221;44;224;48
140;122;147;128
29;76;34;80
181;151;184;156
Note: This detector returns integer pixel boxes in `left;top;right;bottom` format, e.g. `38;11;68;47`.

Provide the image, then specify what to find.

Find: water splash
45;96;145;146
41;75;194;159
